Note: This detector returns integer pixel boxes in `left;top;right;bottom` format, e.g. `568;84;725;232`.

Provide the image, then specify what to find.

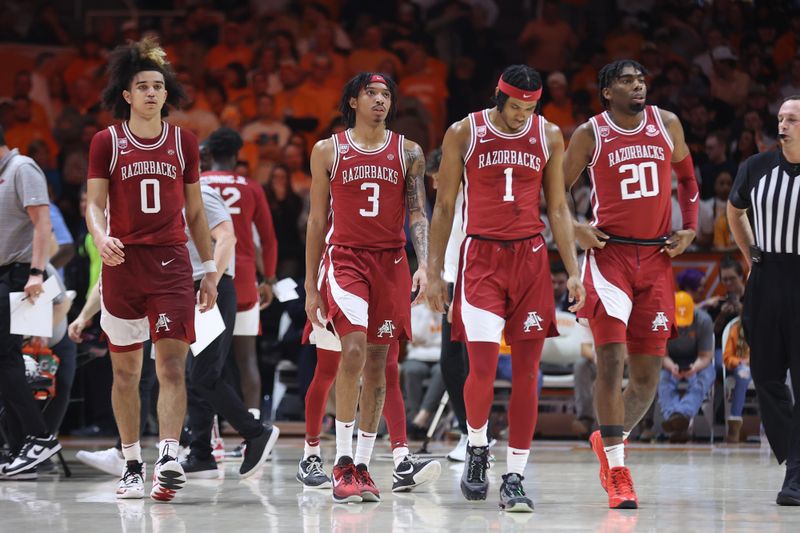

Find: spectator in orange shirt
518;0;577;75
542;72;576;140
13;71;49;130
5;97;58;157
63;38;104;86
709;46;751;110
167;75;220;142
347;25;402;77
283;143;311;197
253;47;284;96
241;94;291;147
294;55;342;139
604;16;644;62
299;25;348;87
207;22;254;77
398;43;448;144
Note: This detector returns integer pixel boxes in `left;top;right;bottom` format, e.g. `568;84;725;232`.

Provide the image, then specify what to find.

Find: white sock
604;443;625;468
392;446;410;468
303;441;321;461
248;408;261;421
121;441;142;463
354;430;377;467
622;430;631;441
467;422;489;447
334;419;355;462
506;446;530;475
158;439;179;459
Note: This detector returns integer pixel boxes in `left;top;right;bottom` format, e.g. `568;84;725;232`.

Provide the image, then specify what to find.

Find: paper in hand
190;304;225;356
9;276;61;336
273;278;299;302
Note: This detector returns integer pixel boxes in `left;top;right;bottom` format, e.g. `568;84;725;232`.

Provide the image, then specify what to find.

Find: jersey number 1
503;168;515;202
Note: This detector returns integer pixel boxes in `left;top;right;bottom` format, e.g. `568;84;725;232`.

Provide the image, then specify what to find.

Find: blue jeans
658;364;716;419
730;363;752;417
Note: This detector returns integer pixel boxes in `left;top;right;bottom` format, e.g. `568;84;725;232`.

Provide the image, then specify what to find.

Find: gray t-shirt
667;308;714;367
186;185;235;281
0;149;49;266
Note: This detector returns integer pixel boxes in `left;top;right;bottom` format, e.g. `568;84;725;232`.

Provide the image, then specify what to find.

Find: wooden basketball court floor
2;438;799;532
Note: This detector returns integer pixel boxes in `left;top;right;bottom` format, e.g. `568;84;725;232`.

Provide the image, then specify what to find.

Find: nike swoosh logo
511;451;527;455
28;445;45;459
604;136;618;143
344;423;353;428
161;259;175;266
342;154;357;160
689;193;699;203
333;475;343;487
395;465;414;475
532;243;544;252
120;149;133;155
479;137;496;143
523;94;533;98
394;257;403;264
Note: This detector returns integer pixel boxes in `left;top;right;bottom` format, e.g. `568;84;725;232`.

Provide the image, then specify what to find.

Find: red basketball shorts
577;243;676;355
100;244;196;351
452;235;558;344
323;245;411;344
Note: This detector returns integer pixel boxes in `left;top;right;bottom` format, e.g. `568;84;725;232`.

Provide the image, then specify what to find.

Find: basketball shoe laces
305;456;326;476
122;462;143;483
505;475;526;497
610;468;633;495
468;451;489;483
339;462;357;483
358;466;376;487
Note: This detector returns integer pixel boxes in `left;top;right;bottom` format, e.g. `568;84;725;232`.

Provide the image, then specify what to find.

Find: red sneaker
331;457;362;503
355;463;381;502
607;466;638;509
589;430;629;493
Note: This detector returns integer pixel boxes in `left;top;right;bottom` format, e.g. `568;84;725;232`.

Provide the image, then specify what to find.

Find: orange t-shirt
206;45;254;73
5;122;59;156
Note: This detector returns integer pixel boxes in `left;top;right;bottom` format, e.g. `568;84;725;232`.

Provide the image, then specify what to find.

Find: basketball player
85;38;217;502
181;128;280;480
297;332;441;492
563;60;699;509
199;128;278;426
305;73;429;503
428;65;585;512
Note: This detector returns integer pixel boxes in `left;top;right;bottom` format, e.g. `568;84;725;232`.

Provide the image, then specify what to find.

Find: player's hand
426;272;449;314
411;267;428;306
305;285;327;329
566;275;586;313
197;274;218;312
258;282;274;309
97;235;125;266
574;222;608;250
68;315;91;343
23;274;45;303
662;229;696;257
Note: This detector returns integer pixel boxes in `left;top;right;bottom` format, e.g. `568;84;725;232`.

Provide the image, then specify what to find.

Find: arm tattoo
404;143;429;263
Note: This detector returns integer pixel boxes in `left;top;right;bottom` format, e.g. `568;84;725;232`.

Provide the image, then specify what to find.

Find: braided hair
492;65;542;112
338;72;398;128
101;36;186;119
597;60;648;109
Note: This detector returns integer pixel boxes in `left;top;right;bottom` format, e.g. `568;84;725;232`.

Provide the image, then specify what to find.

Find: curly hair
338;72;398;129
206;127;244;162
492;65;542;112
597;59;648;109
101;37;186;119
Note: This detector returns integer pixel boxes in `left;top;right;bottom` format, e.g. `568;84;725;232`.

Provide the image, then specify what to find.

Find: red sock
304;348;340;442
382;342;408;449
507;339;544;449
464;342;500;430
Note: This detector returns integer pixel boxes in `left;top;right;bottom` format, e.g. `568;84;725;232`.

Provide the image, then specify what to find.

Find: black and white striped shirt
730;151;800;255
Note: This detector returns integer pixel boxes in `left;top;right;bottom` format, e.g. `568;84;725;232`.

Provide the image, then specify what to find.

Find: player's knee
157;357;187;385
112;366;141;390
339;345;365;373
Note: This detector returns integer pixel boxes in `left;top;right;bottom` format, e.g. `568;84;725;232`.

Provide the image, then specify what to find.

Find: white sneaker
77;447;125;476
117;462;146;499
150;455;186;502
447;434;468;462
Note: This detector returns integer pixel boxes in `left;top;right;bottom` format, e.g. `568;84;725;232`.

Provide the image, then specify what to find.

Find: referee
728;96;800;506
0;127;62;477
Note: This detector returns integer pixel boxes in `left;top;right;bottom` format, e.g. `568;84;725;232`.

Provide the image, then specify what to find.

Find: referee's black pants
440;282;469;434
0;263;48;442
742;254;800;465
186;274;264;459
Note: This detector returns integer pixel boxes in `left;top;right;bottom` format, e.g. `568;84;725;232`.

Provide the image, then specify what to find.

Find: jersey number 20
619;162;659;200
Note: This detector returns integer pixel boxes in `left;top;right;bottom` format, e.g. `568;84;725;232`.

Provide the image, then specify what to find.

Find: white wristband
202;260;218;274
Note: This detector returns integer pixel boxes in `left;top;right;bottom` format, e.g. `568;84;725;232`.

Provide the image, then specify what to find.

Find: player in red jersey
200;127;278;425
563;60;699;509
428;65;585;512
85;38;217;502
305;72;429;503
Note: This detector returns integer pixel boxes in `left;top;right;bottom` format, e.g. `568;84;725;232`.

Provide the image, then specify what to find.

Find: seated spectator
551;260;571;312
542;72;576;139
264;164;304;278
658;292;715;443
206;21;254;77
5;96;58;157
697;170;735;250
723;319;751;443
701;256;745;363
676;268;705;303
401;303;446;439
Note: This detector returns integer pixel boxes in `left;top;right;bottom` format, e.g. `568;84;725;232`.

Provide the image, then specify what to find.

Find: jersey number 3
619;162;659;200
360;182;380;217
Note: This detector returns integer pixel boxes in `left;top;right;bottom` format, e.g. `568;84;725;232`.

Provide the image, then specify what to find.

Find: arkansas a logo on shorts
523;311;543;332
155;313;172;333
651;312;669;331
377;320;396;338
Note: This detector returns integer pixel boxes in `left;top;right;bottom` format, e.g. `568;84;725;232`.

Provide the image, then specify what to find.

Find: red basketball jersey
327;129;406;250
462;109;549;240
200;171;278;279
587;105;674;239
87;122;199;245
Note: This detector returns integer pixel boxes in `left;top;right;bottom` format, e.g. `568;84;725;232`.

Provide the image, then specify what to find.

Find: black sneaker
392;455;442;492
180;454;220;479
2;434;61;477
499;473;534;512
296;455;331;489
777;463;800;506
240;425;280;479
460;445;490;501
